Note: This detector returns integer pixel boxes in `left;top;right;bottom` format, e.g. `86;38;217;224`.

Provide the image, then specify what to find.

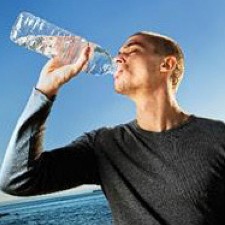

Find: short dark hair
131;31;185;91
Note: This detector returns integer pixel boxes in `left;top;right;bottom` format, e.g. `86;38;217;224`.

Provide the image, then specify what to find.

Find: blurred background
0;0;225;202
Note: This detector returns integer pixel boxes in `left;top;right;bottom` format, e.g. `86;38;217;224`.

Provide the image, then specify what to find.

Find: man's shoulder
192;115;225;138
90;121;134;140
95;120;134;133
194;115;225;128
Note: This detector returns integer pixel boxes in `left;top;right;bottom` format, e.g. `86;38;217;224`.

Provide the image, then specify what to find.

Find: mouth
114;69;123;79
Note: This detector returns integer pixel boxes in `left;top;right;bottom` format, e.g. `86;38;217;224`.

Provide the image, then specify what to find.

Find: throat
136;108;190;133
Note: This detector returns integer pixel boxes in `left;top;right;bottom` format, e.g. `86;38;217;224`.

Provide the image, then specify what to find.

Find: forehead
121;34;154;50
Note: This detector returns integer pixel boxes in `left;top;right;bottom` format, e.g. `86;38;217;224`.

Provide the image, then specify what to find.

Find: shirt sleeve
0;89;100;196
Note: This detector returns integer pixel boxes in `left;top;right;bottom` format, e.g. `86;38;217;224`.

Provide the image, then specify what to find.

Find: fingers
70;45;91;75
47;45;90;84
40;43;92;90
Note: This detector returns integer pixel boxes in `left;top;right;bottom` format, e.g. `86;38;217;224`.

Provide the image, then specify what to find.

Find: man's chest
98;134;225;205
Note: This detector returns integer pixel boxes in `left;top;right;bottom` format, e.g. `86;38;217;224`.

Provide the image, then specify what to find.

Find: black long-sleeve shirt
0;89;225;225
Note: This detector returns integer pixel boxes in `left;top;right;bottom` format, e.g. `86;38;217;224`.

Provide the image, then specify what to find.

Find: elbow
0;179;26;196
0;172;13;195
0;184;18;196
0;178;18;196
0;173;37;197
0;182;38;197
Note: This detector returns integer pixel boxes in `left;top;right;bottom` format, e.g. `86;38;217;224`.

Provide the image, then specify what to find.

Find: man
0;31;225;225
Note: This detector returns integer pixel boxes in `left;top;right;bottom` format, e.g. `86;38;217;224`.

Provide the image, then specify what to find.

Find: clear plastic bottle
10;12;116;75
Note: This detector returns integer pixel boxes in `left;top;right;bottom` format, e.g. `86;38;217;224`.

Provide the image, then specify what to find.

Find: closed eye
118;46;141;55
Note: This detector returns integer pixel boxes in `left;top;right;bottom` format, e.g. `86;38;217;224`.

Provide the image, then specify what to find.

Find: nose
114;53;126;64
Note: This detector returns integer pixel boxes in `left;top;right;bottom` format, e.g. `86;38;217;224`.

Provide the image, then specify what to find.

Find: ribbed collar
129;114;197;138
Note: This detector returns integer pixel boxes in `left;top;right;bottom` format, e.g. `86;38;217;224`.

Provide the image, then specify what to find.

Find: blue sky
0;0;225;200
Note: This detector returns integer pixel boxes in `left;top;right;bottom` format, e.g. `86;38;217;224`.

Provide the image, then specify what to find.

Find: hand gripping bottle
10;12;116;75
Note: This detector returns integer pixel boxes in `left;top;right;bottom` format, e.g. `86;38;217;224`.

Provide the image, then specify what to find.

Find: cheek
129;57;152;75
132;59;161;86
129;62;149;80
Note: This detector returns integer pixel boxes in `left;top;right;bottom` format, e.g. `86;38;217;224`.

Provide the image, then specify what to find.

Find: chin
114;87;123;94
114;85;125;95
114;79;133;95
114;86;130;96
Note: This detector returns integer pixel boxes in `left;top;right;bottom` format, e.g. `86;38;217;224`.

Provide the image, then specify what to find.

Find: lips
114;69;123;79
114;65;124;78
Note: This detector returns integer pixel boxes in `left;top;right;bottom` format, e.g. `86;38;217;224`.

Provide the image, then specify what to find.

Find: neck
133;89;190;132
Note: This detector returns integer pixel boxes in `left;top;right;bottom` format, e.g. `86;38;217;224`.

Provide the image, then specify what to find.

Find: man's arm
0;45;101;196
0;88;100;196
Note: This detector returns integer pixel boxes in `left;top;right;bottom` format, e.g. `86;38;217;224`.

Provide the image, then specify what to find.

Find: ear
160;56;177;73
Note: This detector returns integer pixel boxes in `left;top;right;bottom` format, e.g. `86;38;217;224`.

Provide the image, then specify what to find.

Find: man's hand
36;45;90;99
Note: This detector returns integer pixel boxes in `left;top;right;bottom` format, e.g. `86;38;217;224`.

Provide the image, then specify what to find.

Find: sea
0;190;113;225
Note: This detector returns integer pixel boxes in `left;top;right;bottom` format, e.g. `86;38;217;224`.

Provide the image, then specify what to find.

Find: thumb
41;57;63;74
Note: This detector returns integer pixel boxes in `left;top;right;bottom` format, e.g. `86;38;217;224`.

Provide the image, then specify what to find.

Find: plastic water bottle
10;12;116;75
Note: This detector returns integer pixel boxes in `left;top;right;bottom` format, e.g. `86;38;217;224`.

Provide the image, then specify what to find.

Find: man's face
114;35;164;97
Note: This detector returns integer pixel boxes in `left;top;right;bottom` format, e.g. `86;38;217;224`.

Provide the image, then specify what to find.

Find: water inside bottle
12;34;116;75
13;35;84;63
87;45;117;75
15;35;58;57
10;11;116;76
15;36;116;75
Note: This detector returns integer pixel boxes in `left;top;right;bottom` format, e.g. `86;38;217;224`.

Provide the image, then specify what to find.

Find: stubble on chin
114;85;124;95
114;80;131;96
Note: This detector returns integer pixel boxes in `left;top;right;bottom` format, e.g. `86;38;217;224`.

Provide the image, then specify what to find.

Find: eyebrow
124;41;145;49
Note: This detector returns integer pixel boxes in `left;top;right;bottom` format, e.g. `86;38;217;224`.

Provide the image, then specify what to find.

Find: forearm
0;88;53;196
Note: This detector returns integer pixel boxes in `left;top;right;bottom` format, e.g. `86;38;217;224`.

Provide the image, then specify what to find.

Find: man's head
114;31;184;98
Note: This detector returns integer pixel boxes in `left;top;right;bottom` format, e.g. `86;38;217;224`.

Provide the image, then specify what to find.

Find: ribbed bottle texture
10;12;116;75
